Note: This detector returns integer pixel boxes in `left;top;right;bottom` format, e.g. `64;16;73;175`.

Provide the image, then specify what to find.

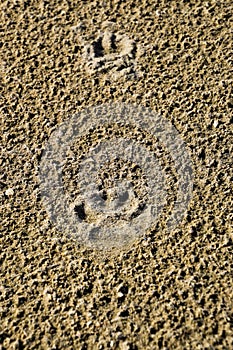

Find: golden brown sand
1;0;232;349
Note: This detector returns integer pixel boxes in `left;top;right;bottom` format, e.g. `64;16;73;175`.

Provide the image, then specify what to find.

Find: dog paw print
82;27;142;80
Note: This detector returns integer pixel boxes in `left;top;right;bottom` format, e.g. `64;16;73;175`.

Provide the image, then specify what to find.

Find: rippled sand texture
1;0;232;349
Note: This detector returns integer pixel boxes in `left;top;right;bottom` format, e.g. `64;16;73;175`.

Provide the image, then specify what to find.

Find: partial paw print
79;22;143;81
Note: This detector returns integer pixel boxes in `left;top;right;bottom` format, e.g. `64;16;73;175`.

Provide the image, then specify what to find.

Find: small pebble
5;188;14;196
213;120;218;128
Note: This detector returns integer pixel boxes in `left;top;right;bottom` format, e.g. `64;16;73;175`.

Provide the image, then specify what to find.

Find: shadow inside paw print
93;33;118;57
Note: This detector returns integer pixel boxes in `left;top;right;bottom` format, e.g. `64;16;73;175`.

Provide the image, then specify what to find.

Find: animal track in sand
80;22;142;80
39;103;193;250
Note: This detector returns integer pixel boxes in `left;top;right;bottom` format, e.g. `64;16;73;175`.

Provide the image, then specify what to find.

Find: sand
1;0;232;349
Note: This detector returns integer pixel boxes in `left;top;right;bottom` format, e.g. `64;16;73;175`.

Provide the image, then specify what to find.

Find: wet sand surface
1;0;232;349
